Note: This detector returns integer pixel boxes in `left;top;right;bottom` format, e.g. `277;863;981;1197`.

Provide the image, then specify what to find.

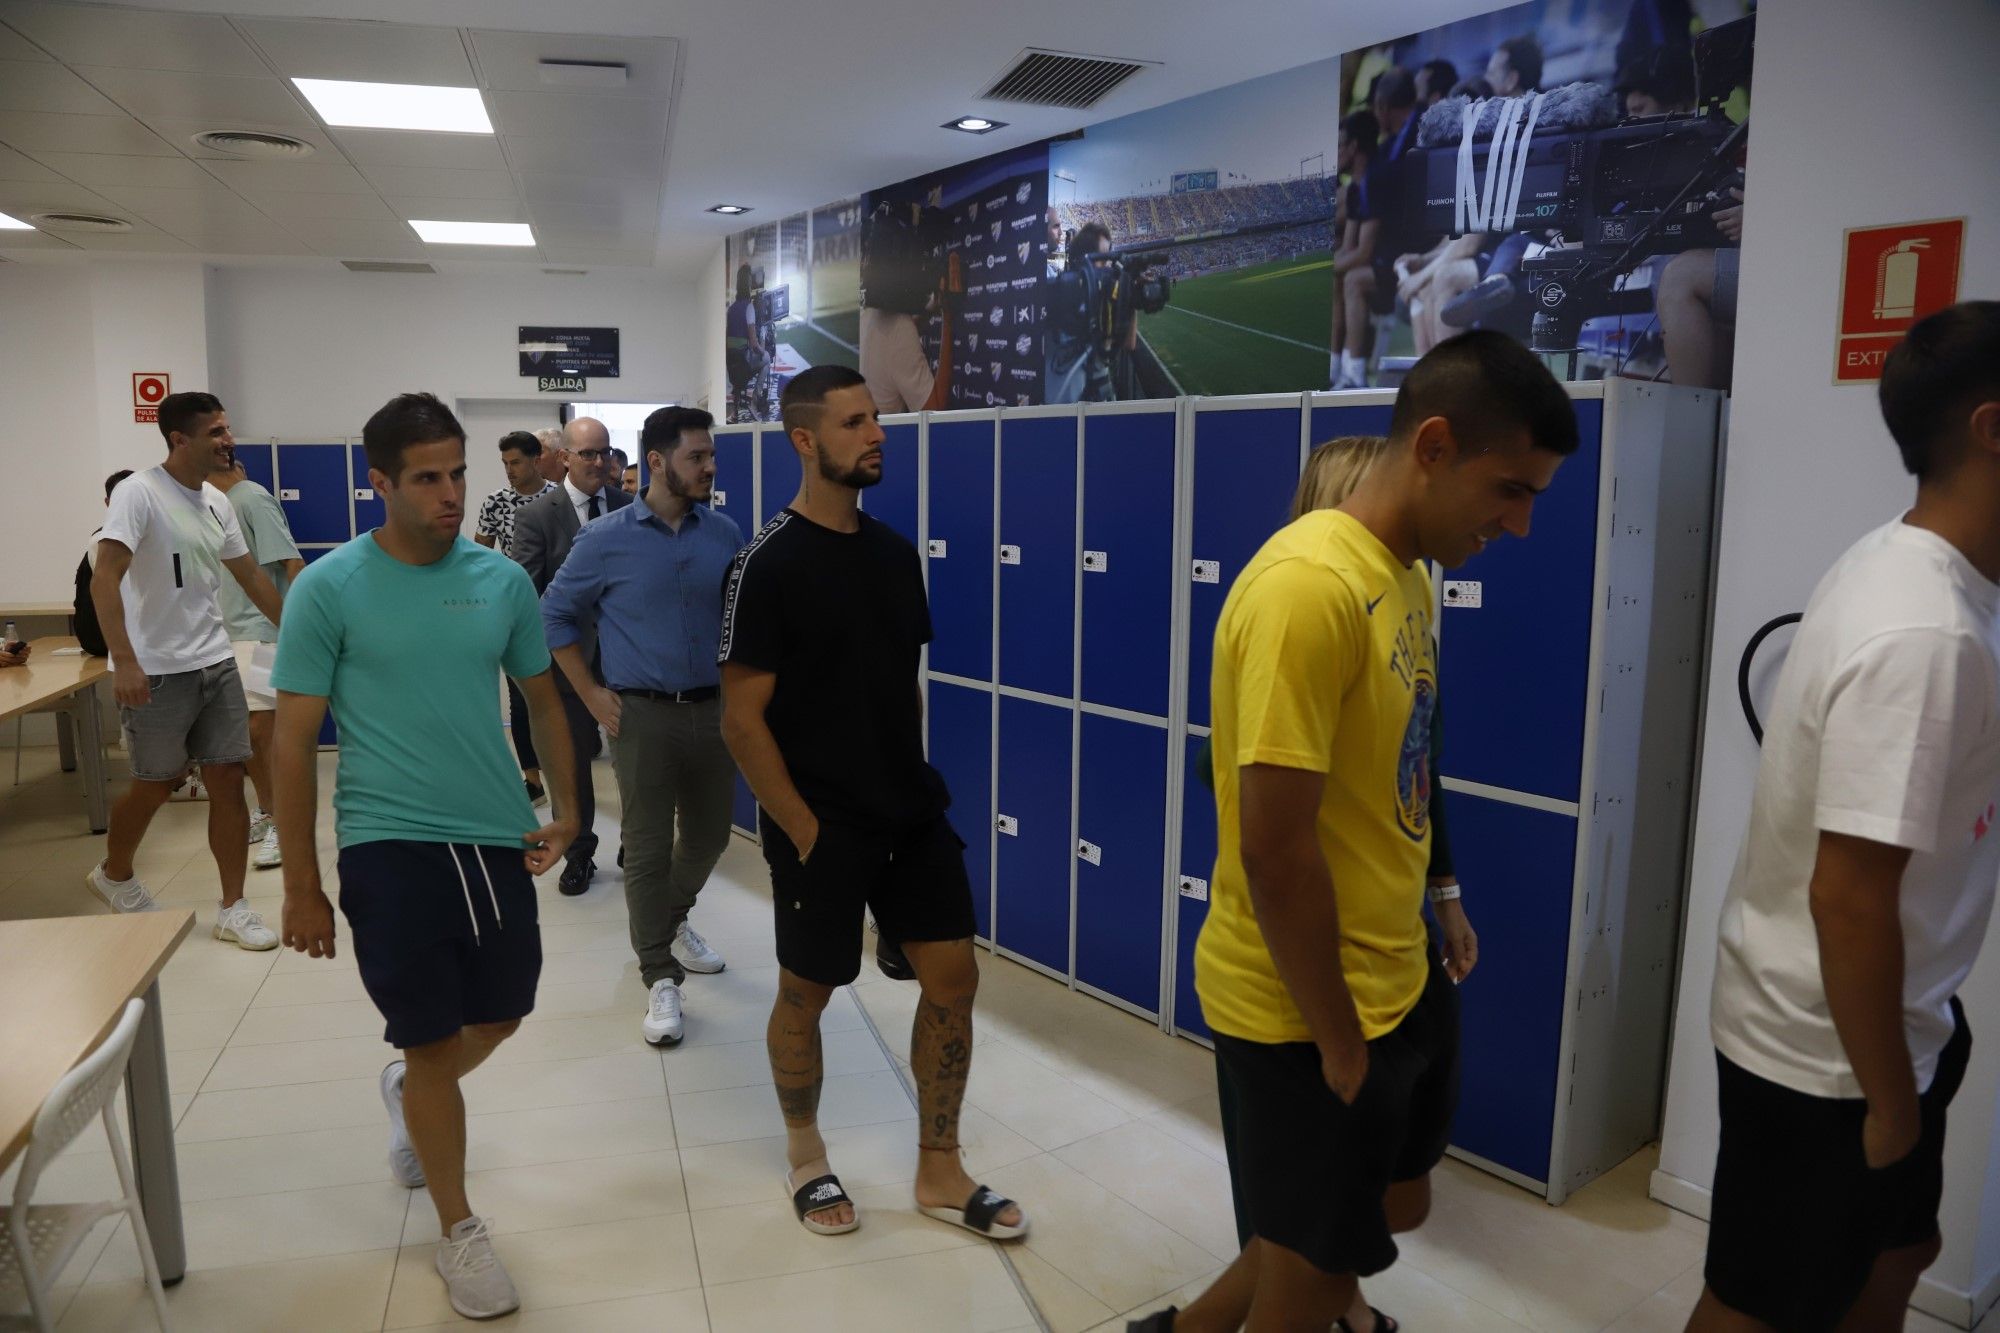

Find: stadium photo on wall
1046;58;1341;401
723;201;862;424
1333;0;1755;389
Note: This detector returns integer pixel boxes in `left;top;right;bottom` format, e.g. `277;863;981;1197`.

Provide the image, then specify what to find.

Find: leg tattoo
911;994;974;1152
769;983;826;1129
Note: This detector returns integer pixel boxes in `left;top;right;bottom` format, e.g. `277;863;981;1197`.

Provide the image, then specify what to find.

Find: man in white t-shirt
88;392;289;951
1692;301;2000;1333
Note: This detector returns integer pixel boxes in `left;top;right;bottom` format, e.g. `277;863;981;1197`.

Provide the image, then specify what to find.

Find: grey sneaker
671;920;726;974
86;863;158;913
435;1216;519;1319
381;1061;425;1188
247;810;273;844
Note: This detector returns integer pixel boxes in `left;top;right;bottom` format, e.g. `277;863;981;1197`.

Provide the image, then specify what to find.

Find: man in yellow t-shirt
1153;331;1578;1333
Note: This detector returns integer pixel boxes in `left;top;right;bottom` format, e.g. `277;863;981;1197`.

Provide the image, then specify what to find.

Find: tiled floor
0;743;1983;1331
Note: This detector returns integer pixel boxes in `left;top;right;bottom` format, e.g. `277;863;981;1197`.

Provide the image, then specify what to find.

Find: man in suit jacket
514;416;631;894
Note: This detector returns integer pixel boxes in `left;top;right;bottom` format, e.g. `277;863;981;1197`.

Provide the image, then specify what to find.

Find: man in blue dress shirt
542;406;745;1047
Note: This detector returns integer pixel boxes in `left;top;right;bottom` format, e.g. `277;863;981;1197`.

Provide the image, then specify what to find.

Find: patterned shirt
475;482;554;556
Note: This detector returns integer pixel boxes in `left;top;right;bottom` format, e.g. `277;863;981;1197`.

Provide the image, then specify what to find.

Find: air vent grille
35;212;130;232
194;131;315;158
982;49;1151;109
341;260;436;274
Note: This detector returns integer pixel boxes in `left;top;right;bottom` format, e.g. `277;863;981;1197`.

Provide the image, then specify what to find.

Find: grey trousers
612;695;737;986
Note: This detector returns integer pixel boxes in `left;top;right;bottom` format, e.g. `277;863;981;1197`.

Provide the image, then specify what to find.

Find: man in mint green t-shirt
270;392;578;1322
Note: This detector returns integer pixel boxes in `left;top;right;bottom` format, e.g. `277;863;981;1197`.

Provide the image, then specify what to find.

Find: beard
662;466;710;501
815;445;881;490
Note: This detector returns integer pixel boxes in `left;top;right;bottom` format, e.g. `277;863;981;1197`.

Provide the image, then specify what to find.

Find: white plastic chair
0;998;171;1331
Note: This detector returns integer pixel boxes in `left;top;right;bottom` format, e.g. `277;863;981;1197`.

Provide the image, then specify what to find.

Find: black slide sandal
787;1171;859;1236
1335;1307;1399;1333
919;1184;1028;1240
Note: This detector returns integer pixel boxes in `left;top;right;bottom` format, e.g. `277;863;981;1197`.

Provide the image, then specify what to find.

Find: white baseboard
1648;1168;1711;1221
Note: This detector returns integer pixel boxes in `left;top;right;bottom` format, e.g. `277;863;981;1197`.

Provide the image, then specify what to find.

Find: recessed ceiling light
944;116;1007;133
0;212;33;230
410;220;535;247
707;204;750;216
293;79;493;134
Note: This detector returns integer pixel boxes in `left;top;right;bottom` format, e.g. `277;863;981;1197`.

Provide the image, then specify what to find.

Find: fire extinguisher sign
1834;218;1965;384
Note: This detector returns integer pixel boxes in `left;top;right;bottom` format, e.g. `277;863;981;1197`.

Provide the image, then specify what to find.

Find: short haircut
640;406;716;458
1880;301;2000;480
1372;66;1417;112
498;430;541;458
1497;35;1544;90
1451;76;1495;99
1388;330;1578;457
1339;109;1379;158
104;469;133;501
1069;221;1112;260
1293;436;1388;520
157;391;224;447
362;392;465;482
1616;45;1695;108
535;427;565;453
1418;58;1459;98
780;364;871;438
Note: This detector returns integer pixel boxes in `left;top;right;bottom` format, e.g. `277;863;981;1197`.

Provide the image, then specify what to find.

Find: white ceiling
0;0;1496;279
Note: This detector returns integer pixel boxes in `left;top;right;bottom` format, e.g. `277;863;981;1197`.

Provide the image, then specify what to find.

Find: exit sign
537;375;586;393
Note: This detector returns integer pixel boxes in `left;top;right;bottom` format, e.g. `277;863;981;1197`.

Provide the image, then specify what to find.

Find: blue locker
1175;734;1217;1039
1307;402;1395;450
998;415;1078;698
236;443;275;493
928;680;994;941
1437;402;1603;801
349;444;384;533
1081;410;1176;718
994;695;1072;976
711;429;756;533
276;444;352;544
1186;407;1300;727
925;419;995;682
1075;714;1168;1014
759;429;794;524
1445;792;1578;1182
868;420;921;548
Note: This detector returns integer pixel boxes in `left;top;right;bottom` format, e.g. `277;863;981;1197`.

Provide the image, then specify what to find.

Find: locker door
1174;734;1217;1039
1307;402;1394;450
710;428;756;534
1080;409;1175;718
349;444;385;533
925;418;995;683
867;419;921;549
758;428;794;525
1445;791;1577;1184
998;414;1077;698
235;442;275;493
1436;401;1603;802
276;443;353;544
1075;713;1168;1014
928;680;994;942
994;695;1072;976
1187;407;1300;727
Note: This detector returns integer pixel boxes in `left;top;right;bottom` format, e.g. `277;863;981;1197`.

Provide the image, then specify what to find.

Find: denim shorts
119;659;252;781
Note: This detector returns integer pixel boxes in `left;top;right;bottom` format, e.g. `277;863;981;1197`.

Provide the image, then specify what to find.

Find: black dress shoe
559;858;595;896
875;937;916;981
617;844;625;869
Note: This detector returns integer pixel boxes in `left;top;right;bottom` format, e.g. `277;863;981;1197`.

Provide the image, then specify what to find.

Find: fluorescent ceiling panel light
294;79;493;134
410;219;534;246
0;212;34;230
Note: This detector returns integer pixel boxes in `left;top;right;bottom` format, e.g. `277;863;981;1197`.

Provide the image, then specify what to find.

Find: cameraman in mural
1333;67;1423;389
858;199;960;414
1044;222;1173;404
725;263;772;423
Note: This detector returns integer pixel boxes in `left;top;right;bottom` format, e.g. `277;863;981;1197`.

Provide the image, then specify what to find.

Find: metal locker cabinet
997;411;1078;699
993;694;1072;979
1435;400;1604;803
928;680;995;943
867;417;921;549
274;442;352;545
235;442;275;493
1080;406;1176;718
758;427;793;525
1306;400;1395;450
1185;400;1301;729
1074;712;1170;1016
1174;733;1216;1041
349;443;384;533
710;425;756;536
924;414;996;684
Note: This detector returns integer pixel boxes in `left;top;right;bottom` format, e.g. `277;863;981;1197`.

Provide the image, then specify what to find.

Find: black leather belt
617;687;718;704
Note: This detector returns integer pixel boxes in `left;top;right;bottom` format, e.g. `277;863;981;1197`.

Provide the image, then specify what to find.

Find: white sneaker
168;774;206;802
247;810;272;844
435;1216;519;1320
643;979;684;1046
380;1061;425;1188
213;901;279;951
86;863;158;913
671;921;727;974
252;825;282;870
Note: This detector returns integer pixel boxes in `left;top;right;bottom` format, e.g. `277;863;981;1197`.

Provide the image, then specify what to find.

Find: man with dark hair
513;416;631;894
1615;44;1696;117
720;364;1028;1241
1330;109;1380;384
1146;332;1575;1333
1691;302;2000;1333
543;405;743;1046
1335;67;1422;388
87;392;287;949
74;469;136;658
476;430;557;804
1486;34;1544;96
1414;58;1458;107
272;390;578;1322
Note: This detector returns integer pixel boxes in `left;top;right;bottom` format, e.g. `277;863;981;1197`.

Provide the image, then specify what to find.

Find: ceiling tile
0;141;60;181
484;92;667;143
0;177;119;214
94;184;260;228
527;198;657;231
536;244;657;268
75;67;314;128
0;3;266;75
502;135;662;177
358;164;516;200
59;229;192;251
0;109;175;155
0;58;122;114
237;17;473;86
177;233;316;256
467;31;677;98
516;171;660;210
385;195;526;224
0;227;77;248
0;19;52;62
245;190;395;223
200;158;374;195
143;116;346;162
531;225;653;253
333;128;505;171
35;152;221;188
283;216;420;252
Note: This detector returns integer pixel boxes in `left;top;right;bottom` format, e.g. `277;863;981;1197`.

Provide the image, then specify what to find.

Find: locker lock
1082;550;1108;573
353;488;375;501
1077;839;1102;865
996;814;1019;837
927;539;948;558
1178;876;1209;902
1191;560;1220;585
713;489;727;506
999;544;1021;566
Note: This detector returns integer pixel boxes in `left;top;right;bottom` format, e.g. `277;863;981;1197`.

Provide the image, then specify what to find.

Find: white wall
1653;0;2000;1323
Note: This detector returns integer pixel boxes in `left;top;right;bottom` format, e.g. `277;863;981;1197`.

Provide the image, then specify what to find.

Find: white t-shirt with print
96;465;249;675
1713;520;2000;1099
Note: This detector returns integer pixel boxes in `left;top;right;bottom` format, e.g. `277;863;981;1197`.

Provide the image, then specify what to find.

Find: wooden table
0;912;195;1283
0;636;111;831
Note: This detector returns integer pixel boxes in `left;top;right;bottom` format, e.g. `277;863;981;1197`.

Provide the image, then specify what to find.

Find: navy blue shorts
337;840;542;1050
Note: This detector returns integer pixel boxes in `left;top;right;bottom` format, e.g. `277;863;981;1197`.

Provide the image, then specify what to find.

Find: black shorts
1706;999;1971;1332
337;840;543;1050
760;813;977;987
1214;955;1459;1278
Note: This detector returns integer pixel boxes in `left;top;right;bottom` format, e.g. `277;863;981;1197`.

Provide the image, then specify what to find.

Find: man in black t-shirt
718;365;1028;1243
